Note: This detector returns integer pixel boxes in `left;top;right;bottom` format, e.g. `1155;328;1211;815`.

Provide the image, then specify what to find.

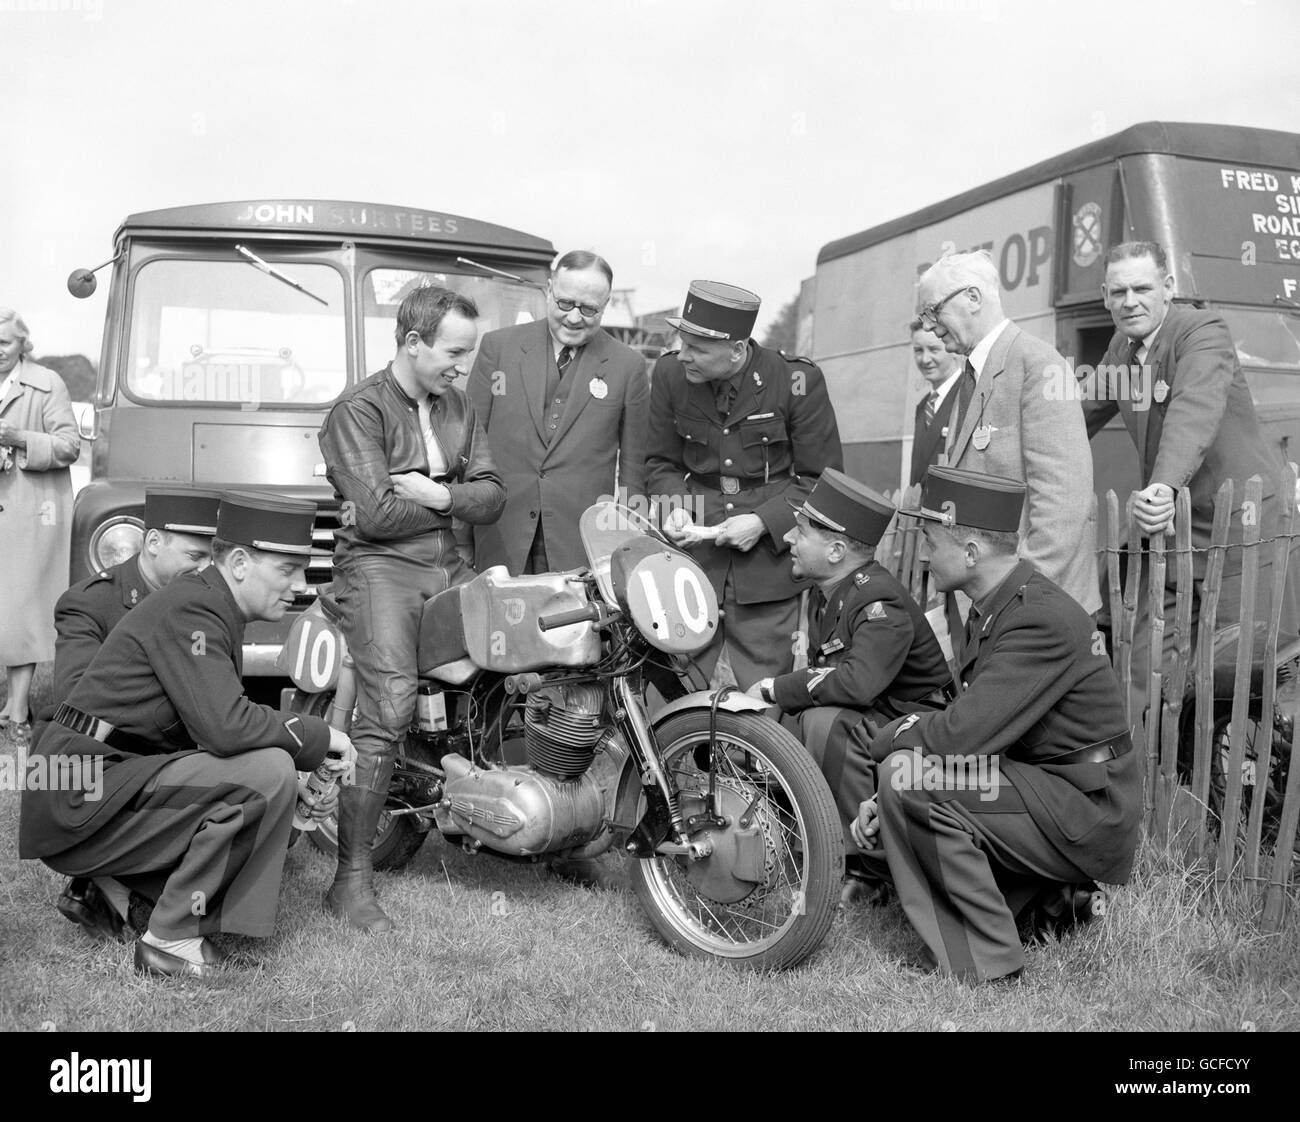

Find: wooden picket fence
877;469;1300;930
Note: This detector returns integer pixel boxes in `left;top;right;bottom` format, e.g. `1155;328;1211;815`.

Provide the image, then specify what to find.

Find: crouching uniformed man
646;280;843;688
20;491;356;978
48;487;222;937
851;467;1141;983
743;470;951;869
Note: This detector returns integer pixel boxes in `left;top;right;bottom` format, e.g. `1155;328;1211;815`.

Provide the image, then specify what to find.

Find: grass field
2;668;1298;1033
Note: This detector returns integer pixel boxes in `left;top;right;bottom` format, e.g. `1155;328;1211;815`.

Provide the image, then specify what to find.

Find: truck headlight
89;516;145;572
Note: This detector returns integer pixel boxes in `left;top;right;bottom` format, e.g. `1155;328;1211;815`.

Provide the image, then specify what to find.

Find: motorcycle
281;501;844;970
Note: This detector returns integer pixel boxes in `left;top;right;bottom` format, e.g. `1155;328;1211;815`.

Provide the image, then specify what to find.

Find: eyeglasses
550;288;605;319
918;285;970;328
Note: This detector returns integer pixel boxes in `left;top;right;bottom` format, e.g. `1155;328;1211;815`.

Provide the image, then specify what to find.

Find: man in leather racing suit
318;286;504;934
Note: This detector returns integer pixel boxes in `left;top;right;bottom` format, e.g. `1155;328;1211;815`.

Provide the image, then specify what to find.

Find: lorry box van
806;121;1300;526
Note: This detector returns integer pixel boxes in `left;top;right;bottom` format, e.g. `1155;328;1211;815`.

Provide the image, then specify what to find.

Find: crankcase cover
435;754;606;856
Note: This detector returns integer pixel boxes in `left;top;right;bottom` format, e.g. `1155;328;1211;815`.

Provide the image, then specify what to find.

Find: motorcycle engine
434;685;625;857
524;683;606;779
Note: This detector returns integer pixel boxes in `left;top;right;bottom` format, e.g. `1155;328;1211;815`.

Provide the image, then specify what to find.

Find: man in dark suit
1082;240;1298;722
744;469;951;861
467;250;649;574
851;467;1140;983
20;492;355;978
647;280;843;688
907;319;961;487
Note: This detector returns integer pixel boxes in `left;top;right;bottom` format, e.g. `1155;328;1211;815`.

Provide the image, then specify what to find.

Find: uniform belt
691;471;776;494
1010;729;1132;766
52;702;150;754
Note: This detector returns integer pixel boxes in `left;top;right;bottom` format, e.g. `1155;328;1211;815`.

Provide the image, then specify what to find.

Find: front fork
612;677;712;859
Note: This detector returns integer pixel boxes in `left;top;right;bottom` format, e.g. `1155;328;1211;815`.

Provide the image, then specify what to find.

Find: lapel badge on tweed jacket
589;377;608;400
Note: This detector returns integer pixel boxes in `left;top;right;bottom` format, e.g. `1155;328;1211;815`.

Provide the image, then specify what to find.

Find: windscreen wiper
456;256;540;287
236;245;329;306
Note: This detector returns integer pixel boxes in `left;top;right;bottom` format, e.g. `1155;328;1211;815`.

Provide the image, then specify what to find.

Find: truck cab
71;199;554;674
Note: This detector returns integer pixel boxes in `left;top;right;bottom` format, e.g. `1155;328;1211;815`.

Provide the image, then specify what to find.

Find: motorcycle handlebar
537;604;601;632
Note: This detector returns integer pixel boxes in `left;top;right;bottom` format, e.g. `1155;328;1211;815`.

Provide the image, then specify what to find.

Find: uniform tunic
772;560;951;852
19;566;331;938
645;343;842;684
858;560;1141;981
51;553;152;698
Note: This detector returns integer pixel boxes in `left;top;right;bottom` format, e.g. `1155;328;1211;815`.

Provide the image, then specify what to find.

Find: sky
3;0;1299;359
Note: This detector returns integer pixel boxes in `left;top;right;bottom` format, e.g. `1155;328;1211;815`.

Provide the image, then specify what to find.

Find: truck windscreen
125;258;347;407
361;268;545;376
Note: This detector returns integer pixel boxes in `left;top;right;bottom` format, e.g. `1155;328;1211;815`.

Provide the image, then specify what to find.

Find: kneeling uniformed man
851;467;1141;983
744;469;951;859
48;486;223;934
20;492;355;978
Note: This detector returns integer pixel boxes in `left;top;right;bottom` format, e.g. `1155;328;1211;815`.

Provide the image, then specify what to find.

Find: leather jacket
319;364;504;563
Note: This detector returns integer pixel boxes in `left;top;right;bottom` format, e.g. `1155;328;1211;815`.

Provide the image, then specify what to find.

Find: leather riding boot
325;754;396;935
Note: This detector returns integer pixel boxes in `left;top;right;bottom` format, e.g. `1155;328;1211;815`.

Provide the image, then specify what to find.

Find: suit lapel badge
1153;379;1168;403
972;423;997;451
589;376;608;400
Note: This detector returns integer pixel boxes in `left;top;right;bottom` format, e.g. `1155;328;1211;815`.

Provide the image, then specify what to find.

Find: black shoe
133;938;220;979
841;856;891;908
1019;881;1100;945
57;878;126;943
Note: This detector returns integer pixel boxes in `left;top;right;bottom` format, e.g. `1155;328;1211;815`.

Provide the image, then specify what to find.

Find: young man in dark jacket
318;285;504;934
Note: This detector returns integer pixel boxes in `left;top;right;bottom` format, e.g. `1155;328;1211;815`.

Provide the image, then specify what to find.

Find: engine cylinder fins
524;683;607;779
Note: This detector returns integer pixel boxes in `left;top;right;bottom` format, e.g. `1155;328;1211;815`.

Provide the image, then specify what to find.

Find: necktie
954;360;976;431
1128;338;1144;394
546;345;574;403
714;378;738;417
923;390;939;428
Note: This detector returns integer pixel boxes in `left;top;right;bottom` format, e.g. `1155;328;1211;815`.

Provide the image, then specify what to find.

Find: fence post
1106;490;1123;678
1246;464;1298;884
1120;493;1141;736
1189;480;1233;861
1157;489;1194;844
1217;475;1264;880
1145;529;1167;828
1261;714;1300;931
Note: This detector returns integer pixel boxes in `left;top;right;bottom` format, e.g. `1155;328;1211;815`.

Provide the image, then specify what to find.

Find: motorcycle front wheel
627;710;843;971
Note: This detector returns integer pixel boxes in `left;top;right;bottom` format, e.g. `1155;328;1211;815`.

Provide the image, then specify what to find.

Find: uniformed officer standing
20;492;355;978
851;467;1141;983
646;280;843;688
48;486;221;936
744;469;951;857
52;487;222;698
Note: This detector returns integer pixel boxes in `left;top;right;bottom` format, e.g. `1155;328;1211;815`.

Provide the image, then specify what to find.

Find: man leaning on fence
850;467;1141;984
1082;240;1300;726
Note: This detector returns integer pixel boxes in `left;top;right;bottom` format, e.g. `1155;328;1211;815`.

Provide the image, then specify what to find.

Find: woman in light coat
0;308;80;734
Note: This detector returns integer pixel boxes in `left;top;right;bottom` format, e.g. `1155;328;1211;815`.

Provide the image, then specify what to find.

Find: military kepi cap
902;466;1025;532
790;469;896;546
666;280;760;341
217;490;317;556
143;486;221;535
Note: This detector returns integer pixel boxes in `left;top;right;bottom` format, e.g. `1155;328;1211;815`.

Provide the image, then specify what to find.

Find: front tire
627;710;843;970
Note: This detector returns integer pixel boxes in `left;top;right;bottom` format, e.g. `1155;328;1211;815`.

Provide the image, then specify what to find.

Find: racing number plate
621;550;719;655
276;604;346;691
